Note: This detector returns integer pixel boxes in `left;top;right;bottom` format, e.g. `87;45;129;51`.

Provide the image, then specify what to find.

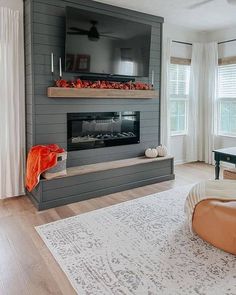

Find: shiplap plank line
26;0;162;164
42;166;171;198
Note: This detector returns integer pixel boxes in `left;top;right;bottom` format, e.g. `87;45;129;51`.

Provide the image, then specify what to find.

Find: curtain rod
172;40;192;46
173;39;236;46
218;38;236;45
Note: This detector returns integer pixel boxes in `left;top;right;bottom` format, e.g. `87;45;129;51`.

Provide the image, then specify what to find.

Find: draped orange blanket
26;144;65;192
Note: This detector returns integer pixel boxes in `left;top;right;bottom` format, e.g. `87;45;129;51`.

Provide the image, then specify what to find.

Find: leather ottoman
193;199;236;255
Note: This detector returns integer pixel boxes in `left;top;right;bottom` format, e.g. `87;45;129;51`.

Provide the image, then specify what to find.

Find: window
121;61;135;76
169;63;190;135
218;64;236;136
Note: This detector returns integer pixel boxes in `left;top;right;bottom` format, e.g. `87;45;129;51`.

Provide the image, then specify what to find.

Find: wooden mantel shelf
47;87;158;99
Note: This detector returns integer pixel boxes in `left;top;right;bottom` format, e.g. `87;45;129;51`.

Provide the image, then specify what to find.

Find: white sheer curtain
187;42;218;164
203;43;218;164
187;43;204;162
160;38;172;152
0;7;25;198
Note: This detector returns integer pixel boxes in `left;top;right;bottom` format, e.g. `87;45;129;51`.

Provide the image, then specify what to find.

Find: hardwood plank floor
0;162;215;295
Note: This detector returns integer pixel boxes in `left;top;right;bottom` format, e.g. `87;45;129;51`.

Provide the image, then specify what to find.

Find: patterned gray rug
36;186;236;295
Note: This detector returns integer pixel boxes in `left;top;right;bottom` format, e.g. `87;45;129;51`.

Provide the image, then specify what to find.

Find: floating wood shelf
47;87;158;99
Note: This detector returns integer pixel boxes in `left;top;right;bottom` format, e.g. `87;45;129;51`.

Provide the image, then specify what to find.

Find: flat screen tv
65;6;152;77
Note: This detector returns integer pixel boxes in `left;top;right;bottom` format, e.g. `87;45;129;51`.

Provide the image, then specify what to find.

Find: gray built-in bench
28;156;174;210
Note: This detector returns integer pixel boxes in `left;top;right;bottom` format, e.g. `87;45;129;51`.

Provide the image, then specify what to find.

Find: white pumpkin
145;148;158;158
156;144;168;157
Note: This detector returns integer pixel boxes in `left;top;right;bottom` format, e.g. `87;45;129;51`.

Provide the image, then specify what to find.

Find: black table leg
215;160;220;180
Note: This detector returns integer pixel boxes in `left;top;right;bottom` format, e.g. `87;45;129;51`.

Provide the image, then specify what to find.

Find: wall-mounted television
65;6;152;77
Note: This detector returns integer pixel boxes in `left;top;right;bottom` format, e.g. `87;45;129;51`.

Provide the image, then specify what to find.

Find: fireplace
67;112;140;151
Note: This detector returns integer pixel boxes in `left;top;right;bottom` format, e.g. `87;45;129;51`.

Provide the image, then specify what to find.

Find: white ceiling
94;0;236;32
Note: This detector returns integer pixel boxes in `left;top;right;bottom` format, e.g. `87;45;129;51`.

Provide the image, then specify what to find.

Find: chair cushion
193;199;236;255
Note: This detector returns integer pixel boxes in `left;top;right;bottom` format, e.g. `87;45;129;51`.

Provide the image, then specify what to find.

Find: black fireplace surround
67;112;140;151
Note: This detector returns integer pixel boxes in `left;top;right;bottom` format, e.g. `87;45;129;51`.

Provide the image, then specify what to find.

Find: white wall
206;27;236;151
164;24;236;163
164;23;203;61
207;27;236;57
163;23;204;164
0;0;23;11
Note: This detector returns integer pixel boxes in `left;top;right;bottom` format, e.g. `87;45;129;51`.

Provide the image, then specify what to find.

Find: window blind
218;64;236;136
169;63;190;135
218;64;236;98
169;64;190;98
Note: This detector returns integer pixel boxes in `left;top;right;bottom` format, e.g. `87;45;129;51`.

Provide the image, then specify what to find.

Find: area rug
36;186;236;295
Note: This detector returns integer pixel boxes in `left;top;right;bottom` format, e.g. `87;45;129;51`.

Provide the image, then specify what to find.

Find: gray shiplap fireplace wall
24;0;163;167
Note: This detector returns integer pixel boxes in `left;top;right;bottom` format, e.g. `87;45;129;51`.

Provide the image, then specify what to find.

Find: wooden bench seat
27;156;174;210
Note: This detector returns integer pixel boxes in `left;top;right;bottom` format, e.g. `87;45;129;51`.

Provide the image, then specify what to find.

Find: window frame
170;97;189;136
217;98;236;137
217;62;236;137
169;61;191;136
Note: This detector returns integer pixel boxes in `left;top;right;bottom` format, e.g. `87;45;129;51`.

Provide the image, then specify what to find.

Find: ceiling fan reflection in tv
67;20;119;41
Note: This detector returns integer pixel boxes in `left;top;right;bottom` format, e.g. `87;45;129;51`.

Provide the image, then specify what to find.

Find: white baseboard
174;160;236;168
174;159;187;165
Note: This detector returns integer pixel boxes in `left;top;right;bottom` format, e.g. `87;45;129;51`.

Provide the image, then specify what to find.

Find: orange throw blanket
26;144;65;192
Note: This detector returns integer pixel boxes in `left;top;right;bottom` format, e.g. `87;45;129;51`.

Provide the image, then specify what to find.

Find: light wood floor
0;162;215;295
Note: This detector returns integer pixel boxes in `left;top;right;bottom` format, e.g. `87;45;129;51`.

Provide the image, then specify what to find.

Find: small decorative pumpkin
145;148;158;158
156;144;168;157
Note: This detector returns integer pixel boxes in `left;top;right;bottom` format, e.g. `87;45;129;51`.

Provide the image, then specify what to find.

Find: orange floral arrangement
55;79;152;90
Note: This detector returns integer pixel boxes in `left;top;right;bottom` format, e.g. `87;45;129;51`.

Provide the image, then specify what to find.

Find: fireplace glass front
67;112;140;151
